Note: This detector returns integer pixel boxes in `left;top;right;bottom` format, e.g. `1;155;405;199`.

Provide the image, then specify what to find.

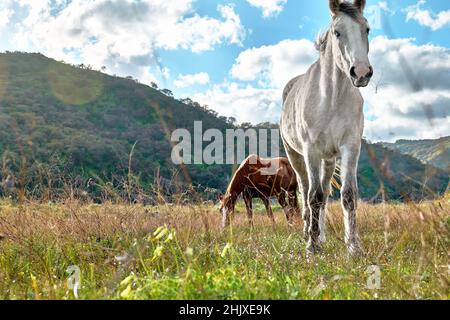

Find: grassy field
0;198;448;300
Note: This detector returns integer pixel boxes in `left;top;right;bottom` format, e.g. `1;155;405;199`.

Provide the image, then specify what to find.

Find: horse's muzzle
352;77;371;88
350;64;373;88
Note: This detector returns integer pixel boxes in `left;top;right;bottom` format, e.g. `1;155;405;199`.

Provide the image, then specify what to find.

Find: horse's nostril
366;66;374;78
350;66;357;79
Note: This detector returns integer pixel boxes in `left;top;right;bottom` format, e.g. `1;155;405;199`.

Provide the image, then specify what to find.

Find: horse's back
244;156;297;194
280;74;306;155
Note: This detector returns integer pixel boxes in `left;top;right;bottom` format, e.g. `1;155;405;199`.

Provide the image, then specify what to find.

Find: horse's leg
287;190;300;224
304;149;323;255
243;192;254;227
340;145;362;256
283;142;310;239
319;158;336;243
262;197;276;225
277;191;292;226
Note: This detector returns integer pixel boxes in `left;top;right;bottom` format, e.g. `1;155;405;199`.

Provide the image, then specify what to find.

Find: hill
358;142;448;200
381;137;450;172
0;52;448;201
0;52;234;200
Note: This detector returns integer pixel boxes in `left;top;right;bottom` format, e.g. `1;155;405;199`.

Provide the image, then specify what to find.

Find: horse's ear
329;0;340;16
354;0;366;13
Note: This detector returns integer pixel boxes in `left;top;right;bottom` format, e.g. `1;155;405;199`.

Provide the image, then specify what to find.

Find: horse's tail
331;165;342;193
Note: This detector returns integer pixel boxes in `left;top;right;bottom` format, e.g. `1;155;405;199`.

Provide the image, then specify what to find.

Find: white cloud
0;1;14;33
196;36;450;142
1;0;246;85
366;1;394;30
231;39;317;88
193;82;281;124
174;72;210;88
191;38;317;124
362;36;450;141
246;0;287;18
404;0;450;31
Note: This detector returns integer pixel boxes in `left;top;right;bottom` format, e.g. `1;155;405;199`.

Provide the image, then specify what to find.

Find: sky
0;0;449;142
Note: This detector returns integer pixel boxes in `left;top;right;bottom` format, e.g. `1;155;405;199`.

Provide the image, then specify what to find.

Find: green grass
0;199;448;300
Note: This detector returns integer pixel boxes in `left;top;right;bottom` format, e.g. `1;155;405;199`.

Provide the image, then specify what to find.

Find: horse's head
218;193;235;228
329;0;373;88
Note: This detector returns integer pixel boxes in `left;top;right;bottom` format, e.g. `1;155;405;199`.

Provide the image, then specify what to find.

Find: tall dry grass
0;197;448;300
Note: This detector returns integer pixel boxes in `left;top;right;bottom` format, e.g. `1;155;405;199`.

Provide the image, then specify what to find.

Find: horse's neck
229;175;244;196
226;170;245;200
319;41;355;100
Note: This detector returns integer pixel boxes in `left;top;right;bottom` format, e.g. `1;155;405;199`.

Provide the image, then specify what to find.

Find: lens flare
48;63;103;105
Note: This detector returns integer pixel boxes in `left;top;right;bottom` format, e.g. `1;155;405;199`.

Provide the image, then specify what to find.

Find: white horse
280;0;373;255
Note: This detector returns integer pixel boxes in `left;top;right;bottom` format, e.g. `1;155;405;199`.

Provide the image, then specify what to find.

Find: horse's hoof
319;234;326;244
221;222;231;230
306;242;322;256
347;242;363;257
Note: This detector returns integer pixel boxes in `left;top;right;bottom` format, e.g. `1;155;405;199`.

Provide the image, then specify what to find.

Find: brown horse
219;155;300;228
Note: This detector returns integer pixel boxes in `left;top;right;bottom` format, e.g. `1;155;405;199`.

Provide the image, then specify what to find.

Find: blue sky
0;0;449;142
160;0;450;89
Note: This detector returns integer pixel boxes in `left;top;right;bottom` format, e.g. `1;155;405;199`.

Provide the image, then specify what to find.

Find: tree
207;109;218;118
255;122;279;129
161;89;173;97
227;117;237;126
240;122;252;129
180;98;194;105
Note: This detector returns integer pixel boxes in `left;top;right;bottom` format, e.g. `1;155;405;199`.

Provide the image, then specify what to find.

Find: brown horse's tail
331;165;342;193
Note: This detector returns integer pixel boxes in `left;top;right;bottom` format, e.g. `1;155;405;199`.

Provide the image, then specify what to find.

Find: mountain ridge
380;136;450;172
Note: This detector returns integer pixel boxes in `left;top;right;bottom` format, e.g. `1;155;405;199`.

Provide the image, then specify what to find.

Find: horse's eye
334;30;341;38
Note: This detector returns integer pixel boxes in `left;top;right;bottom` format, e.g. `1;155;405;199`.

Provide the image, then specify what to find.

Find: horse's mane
225;156;255;196
225;154;272;197
225;168;241;196
315;29;330;53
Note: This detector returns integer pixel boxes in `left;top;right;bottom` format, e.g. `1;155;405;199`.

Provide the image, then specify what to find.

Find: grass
0;198;448;300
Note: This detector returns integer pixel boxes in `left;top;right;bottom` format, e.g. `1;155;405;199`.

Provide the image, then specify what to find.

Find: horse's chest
304;99;362;144
313;133;340;157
